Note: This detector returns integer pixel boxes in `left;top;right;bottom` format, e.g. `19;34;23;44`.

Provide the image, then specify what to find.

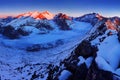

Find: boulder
69;63;88;80
86;61;113;80
74;40;98;58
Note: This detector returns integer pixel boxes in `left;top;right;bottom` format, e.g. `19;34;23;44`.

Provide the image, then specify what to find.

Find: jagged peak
42;11;51;14
16;11;54;20
55;13;71;20
96;13;104;20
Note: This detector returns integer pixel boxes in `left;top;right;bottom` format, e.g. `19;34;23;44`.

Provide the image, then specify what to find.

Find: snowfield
1;11;120;80
0;21;92;50
92;30;120;76
0;21;92;80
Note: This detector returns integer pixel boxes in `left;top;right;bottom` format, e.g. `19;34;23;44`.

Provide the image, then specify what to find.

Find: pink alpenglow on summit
16;11;54;20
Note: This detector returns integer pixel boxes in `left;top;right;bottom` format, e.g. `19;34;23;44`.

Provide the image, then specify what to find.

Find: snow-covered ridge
47;18;120;80
0;12;120;80
16;11;54;20
0;20;93;80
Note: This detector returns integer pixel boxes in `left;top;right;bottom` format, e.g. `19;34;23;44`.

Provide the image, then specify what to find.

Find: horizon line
0;10;120;18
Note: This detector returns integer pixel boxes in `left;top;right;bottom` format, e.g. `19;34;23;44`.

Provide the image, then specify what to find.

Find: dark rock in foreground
74;40;98;58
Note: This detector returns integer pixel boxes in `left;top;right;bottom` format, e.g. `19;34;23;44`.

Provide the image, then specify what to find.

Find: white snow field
0;21;92;80
92;30;120;76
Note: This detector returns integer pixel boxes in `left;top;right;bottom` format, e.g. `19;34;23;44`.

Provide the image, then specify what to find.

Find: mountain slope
0;22;93;80
0;12;120;80
45;17;120;80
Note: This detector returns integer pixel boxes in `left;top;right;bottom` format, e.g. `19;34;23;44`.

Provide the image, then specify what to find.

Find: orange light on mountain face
105;20;116;30
114;18;120;26
16;11;54;20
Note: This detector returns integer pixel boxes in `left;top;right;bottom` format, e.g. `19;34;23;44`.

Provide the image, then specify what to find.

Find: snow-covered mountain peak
41;11;55;19
16;11;54;20
54;13;71;20
96;13;103;20
75;13;103;26
1;12;120;80
42;11;52;15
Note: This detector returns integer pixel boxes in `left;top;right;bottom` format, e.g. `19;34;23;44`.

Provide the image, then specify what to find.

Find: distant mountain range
0;11;120;80
16;11;54;20
0;11;119;26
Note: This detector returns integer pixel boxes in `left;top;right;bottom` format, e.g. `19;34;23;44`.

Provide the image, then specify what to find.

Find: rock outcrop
74;40;98;58
46;17;120;80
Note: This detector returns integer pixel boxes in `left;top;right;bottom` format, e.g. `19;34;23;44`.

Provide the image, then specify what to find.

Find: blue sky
0;0;120;17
